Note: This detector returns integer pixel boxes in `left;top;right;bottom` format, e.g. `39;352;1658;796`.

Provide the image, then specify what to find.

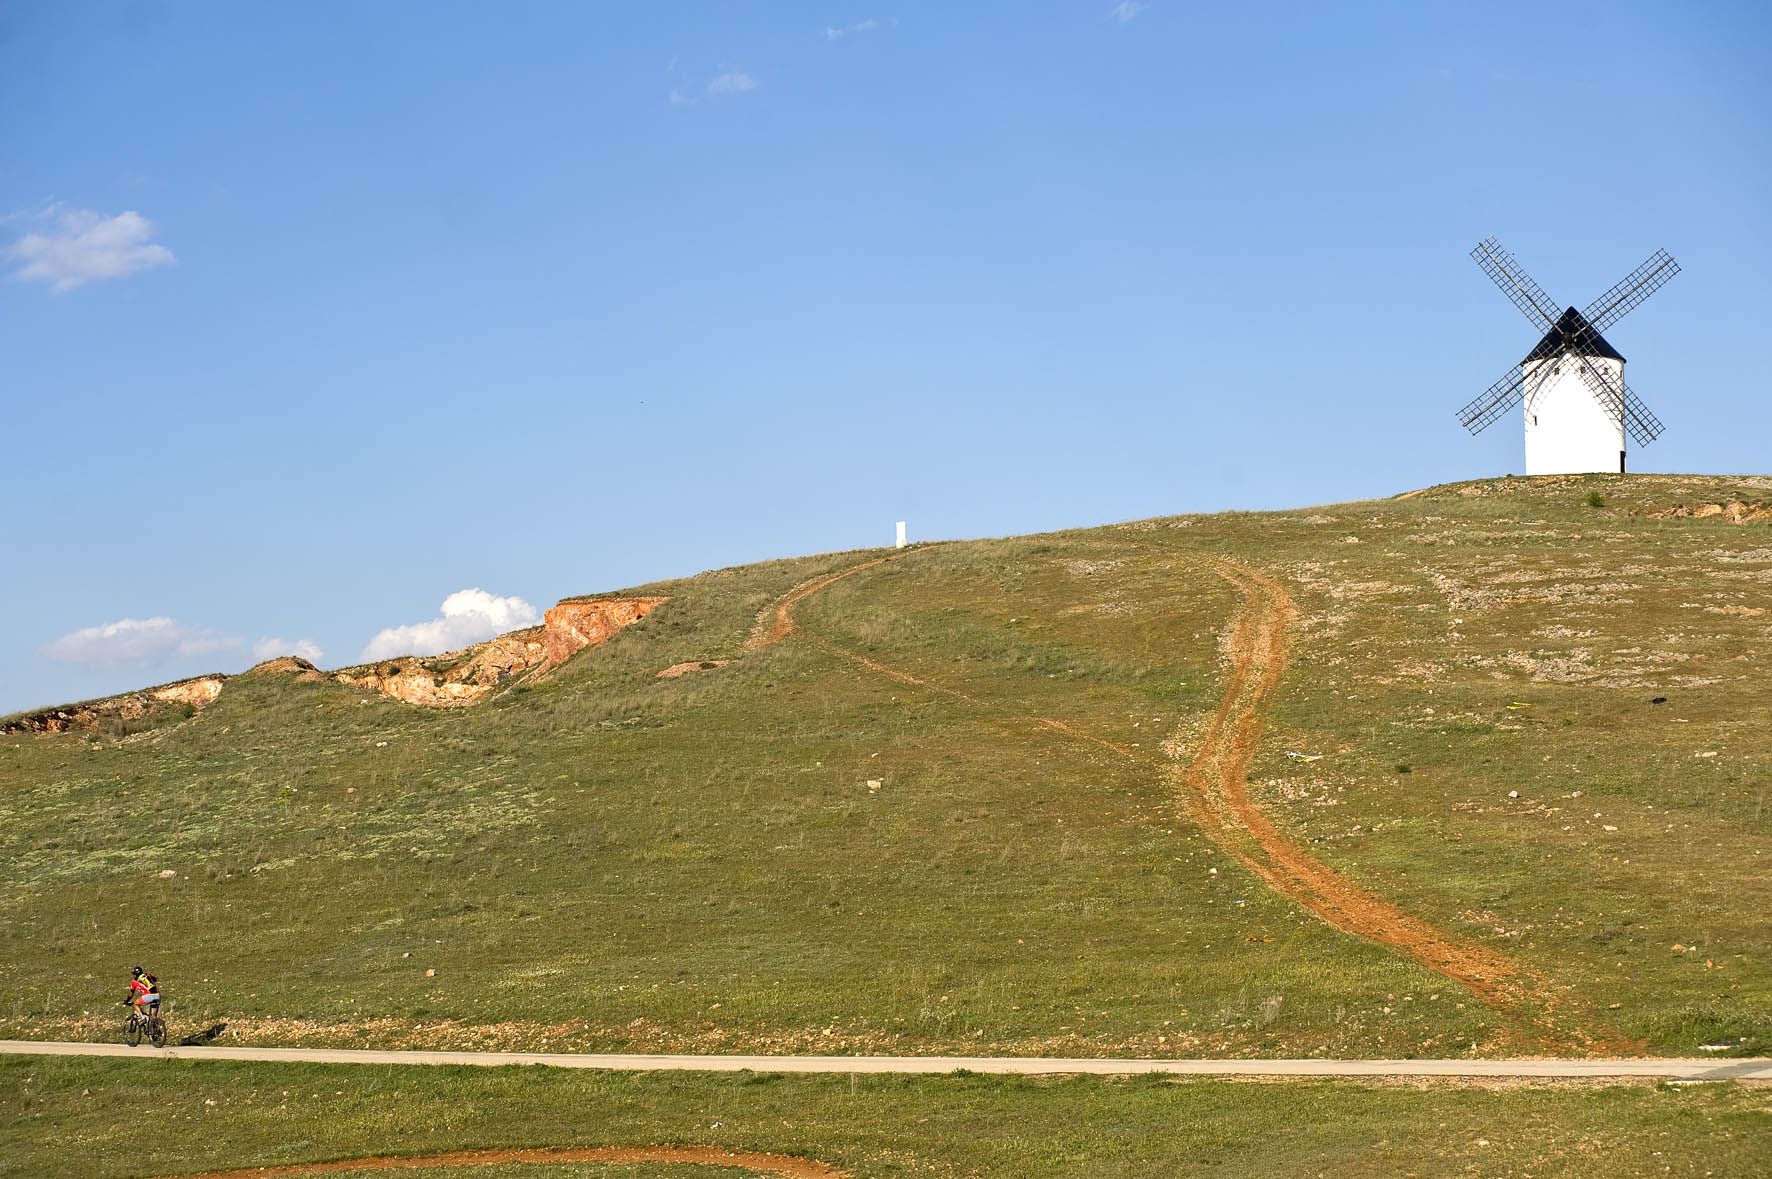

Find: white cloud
1111;1;1147;22
5;206;175;293
706;71;757;97
45;617;238;668
360;589;540;661
825;18;881;41
252;637;324;664
668;87;695;106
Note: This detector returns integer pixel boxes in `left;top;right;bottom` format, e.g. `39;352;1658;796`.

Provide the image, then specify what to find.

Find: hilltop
2;472;1768;1065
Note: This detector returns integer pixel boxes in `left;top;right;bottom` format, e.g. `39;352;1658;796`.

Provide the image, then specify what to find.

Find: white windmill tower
1459;238;1679;474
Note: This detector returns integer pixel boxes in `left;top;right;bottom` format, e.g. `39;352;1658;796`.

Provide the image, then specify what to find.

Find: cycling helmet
131;965;144;977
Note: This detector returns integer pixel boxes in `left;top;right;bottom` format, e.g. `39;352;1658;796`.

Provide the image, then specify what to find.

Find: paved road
4;1040;1767;1080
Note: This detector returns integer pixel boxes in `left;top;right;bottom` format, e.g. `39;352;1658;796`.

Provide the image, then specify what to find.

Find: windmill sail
1582;249;1680;333
1471;237;1561;329
1456;365;1527;435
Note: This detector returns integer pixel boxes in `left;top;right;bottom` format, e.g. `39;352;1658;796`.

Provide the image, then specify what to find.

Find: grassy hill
2;473;1768;1067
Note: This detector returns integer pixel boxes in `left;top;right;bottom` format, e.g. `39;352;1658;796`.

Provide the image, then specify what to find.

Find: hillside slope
2;473;1767;1059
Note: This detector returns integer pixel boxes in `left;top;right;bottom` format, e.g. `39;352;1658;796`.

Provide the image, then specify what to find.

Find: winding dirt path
1171;561;1526;1001
761;552;1620;1052
157;1145;844;1178
747;558;898;651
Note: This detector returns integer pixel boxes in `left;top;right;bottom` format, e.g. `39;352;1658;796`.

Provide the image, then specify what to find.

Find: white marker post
895;521;908;549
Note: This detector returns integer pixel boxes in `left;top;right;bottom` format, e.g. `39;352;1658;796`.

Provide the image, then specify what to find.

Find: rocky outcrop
334;599;665;708
244;656;326;682
1650;501;1772;524
334;660;496;708
2;675;229;735
542;598;667;667
333;628;550;709
11;596;670;726
459;628;551;683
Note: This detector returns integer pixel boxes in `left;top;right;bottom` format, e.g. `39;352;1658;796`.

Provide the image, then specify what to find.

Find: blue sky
3;1;1768;712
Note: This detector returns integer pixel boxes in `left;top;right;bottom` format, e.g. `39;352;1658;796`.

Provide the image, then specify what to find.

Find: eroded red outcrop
542;598;667;668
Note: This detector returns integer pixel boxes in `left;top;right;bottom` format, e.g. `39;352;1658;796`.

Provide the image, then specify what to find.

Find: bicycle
123;1004;167;1048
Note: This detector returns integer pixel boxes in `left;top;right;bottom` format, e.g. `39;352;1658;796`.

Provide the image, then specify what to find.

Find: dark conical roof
1523;306;1626;365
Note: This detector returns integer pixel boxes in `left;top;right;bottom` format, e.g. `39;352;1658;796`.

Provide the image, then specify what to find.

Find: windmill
1459;237;1678;475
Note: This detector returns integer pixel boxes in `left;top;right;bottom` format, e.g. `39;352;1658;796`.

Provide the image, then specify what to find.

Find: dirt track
767;553;1619;1052
157;1145;844;1178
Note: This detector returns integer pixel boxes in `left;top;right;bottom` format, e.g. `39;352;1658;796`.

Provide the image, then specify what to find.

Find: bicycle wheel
123;1015;142;1047
148;1016;167;1047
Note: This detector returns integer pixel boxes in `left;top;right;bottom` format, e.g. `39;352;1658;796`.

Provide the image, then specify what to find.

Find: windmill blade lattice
1582;249;1680;333
1456;364;1527;435
1620;382;1666;445
1471;237;1561;329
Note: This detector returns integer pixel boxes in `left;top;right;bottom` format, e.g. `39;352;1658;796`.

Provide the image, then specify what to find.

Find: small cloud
706;71;757;97
825;18;883;40
251;637;324;664
5;205;175;293
668;87;695;105
45;617;238;668
360;589;540;661
1110;1;1147;22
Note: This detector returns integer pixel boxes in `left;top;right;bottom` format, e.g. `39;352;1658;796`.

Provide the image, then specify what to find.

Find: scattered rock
425;968;436;978
657;659;729;679
157;869;176;879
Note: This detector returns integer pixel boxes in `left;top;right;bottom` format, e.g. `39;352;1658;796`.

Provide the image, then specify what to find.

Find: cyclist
121;965;158;1015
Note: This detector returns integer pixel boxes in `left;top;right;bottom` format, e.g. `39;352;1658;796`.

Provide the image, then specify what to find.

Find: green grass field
3;473;1770;1172
5;1055;1769;1178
